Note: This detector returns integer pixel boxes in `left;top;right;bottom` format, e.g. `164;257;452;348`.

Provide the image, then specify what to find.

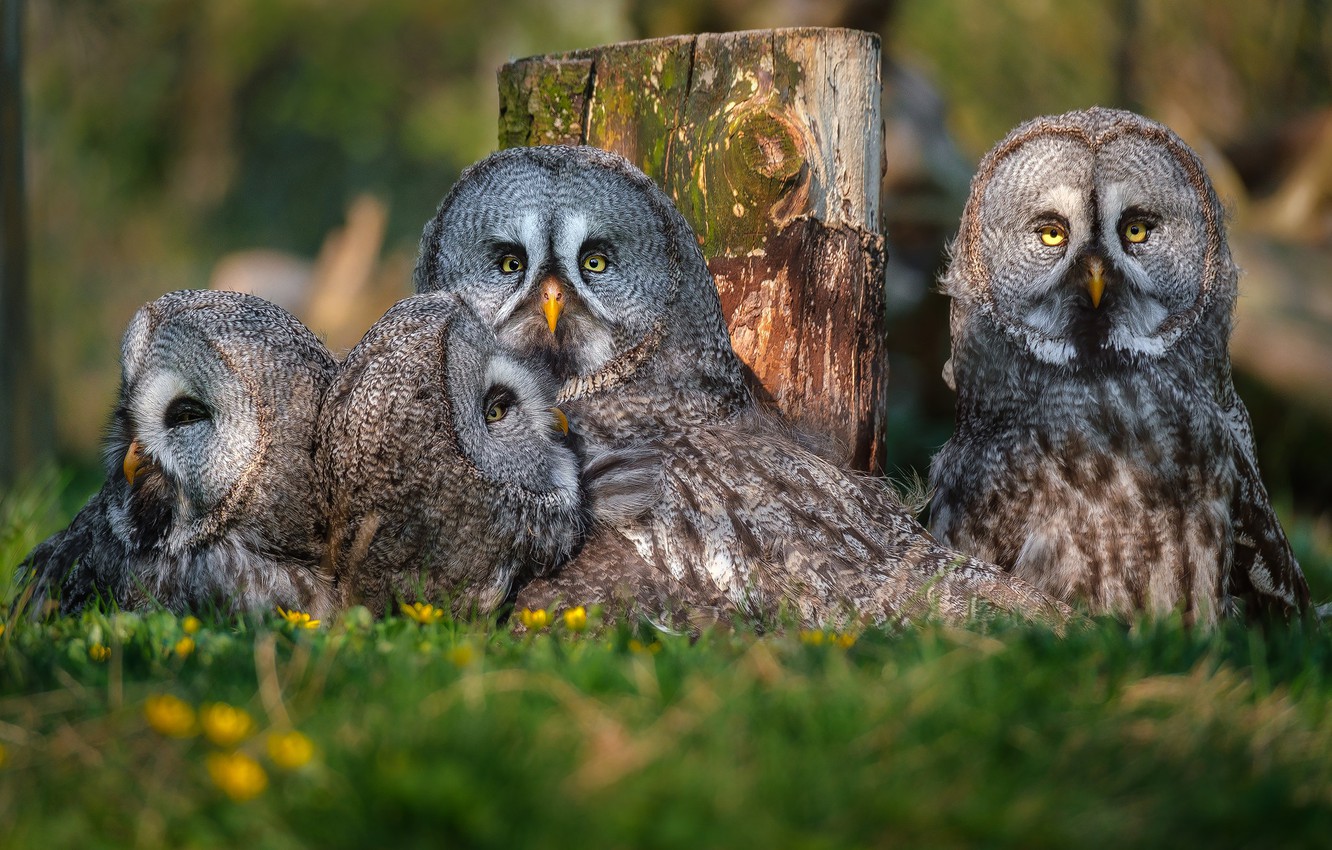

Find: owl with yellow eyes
928;107;1309;625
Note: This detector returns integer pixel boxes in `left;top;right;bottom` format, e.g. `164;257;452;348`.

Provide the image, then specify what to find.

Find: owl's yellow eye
1038;225;1067;247
499;255;524;274
485;401;507;423
1123;220;1150;244
581;253;609;273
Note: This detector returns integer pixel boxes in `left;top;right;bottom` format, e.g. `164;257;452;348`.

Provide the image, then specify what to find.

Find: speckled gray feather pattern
411;145;1070;629
18;290;338;617
315;294;586;617
928;107;1309;624
519;413;1073;630
414;145;752;448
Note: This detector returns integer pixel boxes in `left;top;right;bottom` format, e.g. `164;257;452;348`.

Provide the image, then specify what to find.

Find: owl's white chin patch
1106;292;1170;356
1023;333;1076;366
1107;329;1168;358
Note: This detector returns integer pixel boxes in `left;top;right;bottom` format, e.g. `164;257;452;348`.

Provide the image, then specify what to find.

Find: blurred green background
8;0;1332;541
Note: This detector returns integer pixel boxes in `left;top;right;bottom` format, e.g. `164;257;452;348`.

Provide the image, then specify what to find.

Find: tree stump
498;28;887;470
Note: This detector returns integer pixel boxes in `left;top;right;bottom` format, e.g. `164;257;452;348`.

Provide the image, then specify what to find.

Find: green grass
3;478;1332;849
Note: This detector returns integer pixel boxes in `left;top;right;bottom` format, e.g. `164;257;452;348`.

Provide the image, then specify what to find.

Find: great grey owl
414;147;1072;630
414;144;752;448
928;107;1309;625
316;293;642;618
17;290;338;617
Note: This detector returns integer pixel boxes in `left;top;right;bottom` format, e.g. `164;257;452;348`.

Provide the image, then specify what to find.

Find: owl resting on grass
928;107;1309;625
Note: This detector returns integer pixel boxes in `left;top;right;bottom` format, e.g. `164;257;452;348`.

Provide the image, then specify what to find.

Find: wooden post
498;28;887;471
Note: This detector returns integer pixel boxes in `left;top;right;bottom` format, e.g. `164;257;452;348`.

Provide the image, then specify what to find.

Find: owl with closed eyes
17;290;338;618
413;147;1072;630
928;107;1309;625
316;293;620;618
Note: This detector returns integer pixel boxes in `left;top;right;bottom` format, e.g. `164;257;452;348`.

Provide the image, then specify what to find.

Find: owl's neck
563;309;752;450
951;315;1217;433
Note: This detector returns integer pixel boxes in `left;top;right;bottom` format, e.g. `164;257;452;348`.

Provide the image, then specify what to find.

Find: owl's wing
581;443;662;529
610;425;1074;630
12;491;119;620
1216;369;1309;618
512;528;725;633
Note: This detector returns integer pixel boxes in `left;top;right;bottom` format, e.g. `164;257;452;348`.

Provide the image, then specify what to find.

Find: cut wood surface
499;28;887;470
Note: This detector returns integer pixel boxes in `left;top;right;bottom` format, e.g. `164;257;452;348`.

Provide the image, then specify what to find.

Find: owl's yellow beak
550;407;569;435
1086;257;1106;309
540;276;564;334
123;440;145;485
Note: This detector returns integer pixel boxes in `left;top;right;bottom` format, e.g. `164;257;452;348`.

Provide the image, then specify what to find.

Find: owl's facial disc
445;312;582;506
425;154;675;385
113;386;216;553
112;330;263;552
492;242;621;379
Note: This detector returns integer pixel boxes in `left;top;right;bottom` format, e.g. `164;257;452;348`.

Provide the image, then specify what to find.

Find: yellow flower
200;703;254;748
518;608;551;630
0;623;7;637
276;607;320;630
266;730;315;771
448;644;475;667
144;694;196;738
798;629;825;646
89;643;111;662
400;602;445;624
174;636;195;658
181;616;202;634
834;632;857;649
207;751;268;801
562;606;588;632
628;639;662;655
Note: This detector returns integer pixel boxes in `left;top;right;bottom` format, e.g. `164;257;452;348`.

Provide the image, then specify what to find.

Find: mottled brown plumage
421;145;1073;631
18;290;338;618
315;294;587;618
519;414;1072;631
928;107;1309;624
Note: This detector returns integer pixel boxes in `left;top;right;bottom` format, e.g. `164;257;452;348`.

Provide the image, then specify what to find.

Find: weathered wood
498;28;887;470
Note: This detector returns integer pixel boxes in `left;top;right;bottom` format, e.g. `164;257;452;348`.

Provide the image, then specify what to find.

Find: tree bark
498;28;888;470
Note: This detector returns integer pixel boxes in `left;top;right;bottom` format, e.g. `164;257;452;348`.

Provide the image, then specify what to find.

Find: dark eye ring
164;397;210;428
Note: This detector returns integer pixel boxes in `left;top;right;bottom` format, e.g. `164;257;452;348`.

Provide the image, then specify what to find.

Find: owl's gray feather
928;107;1309;624
18;290;338;618
414;145;752;449
519;414;1073;630
420;145;1072;630
316;294;590;618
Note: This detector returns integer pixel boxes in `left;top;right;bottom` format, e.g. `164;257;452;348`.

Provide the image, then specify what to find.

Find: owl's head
413;145;717;383
945;107;1235;368
108;289;337;557
319;294;585;617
